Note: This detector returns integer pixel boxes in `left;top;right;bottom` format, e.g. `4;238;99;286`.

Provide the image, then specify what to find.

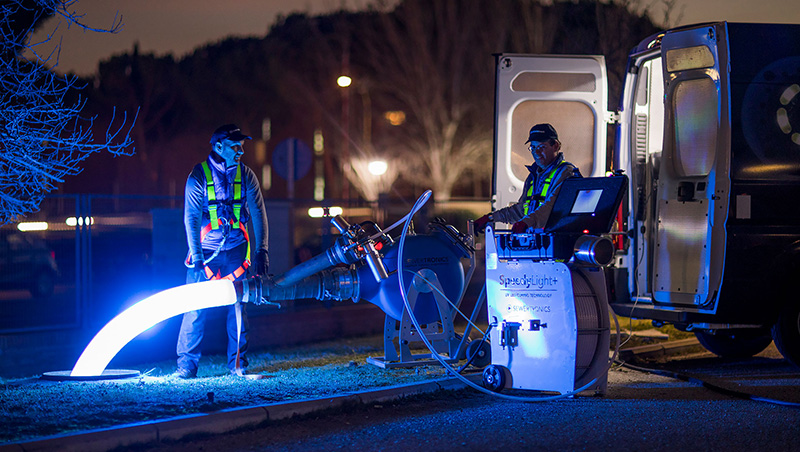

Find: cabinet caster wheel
482;364;510;392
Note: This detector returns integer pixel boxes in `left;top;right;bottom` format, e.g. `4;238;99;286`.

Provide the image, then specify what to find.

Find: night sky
32;0;800;77
31;0;398;76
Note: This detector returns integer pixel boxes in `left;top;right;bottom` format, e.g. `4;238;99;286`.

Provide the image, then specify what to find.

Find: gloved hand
473;214;491;234
254;249;269;276
188;260;207;283
511;221;530;234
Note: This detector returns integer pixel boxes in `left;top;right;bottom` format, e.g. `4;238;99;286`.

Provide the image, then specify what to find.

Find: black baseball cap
210;124;252;144
525;123;558;144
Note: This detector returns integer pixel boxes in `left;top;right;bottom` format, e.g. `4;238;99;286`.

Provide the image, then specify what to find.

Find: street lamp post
368;159;388;224
360;85;371;147
337;74;351;201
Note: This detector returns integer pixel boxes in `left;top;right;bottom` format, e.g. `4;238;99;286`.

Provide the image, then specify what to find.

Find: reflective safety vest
199;161;250;281
522;161;566;215
201;161;243;229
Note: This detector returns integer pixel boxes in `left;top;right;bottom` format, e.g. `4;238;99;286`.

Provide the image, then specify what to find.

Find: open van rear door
650;24;731;308
492;54;609;214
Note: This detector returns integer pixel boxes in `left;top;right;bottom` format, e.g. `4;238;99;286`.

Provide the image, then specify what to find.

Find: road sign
272;138;312;181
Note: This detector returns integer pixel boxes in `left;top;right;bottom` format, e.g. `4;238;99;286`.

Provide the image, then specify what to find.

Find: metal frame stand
367;224;483;369
367;270;462;368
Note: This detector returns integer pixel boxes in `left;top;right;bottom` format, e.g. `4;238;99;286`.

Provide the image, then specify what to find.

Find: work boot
172;367;197;379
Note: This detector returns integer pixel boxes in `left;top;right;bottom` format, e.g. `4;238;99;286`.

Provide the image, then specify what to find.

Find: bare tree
91;45;178;194
511;0;560;54
264;9;410;203
0;0;135;225
339;0;662;202
354;0;506;202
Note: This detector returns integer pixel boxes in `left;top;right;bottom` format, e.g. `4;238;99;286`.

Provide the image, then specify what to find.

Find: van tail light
614;205;625;250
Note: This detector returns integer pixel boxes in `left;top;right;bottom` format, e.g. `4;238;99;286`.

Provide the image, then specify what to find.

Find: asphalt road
139;347;800;452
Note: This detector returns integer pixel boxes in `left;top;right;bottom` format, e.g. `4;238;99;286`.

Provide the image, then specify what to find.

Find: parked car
0;229;59;297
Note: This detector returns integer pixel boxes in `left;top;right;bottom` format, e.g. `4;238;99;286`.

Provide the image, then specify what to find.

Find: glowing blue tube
70;280;238;377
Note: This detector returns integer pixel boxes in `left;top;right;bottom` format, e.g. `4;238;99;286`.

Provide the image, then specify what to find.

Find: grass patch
1;319;698;444
0;335;450;444
612;316;695;348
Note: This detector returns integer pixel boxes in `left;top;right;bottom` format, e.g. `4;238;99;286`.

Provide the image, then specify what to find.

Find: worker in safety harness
474;123;581;233
175;124;269;379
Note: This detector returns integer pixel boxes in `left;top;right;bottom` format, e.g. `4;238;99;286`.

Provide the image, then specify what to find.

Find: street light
367;159;390;224
337;75;352;88
308;206;344;218
368;160;388;176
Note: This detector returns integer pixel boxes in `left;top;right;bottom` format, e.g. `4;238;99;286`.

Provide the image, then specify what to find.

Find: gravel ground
136;360;800;452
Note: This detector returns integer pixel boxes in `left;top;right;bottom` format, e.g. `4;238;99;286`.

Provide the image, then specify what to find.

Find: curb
0;373;483;452
619;337;702;361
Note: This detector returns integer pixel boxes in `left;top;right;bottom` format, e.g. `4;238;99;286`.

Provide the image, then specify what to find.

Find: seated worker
474;123;581;233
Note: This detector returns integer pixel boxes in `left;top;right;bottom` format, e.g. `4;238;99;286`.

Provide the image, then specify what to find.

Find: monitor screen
571;189;603;214
544;175;628;234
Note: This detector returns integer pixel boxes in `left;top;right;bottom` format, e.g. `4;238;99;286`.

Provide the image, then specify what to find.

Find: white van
491;22;800;367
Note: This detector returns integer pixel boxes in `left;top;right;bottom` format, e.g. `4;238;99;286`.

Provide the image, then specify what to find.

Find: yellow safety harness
202;161;243;229
198;161;250;280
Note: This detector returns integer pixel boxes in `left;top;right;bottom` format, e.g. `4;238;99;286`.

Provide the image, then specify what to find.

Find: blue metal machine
241;216;476;368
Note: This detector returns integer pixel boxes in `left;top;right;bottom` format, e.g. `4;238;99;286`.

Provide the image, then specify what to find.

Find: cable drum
571;268;611;390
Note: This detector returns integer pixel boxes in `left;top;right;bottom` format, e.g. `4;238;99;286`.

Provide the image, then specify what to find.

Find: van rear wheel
771;303;800;368
695;330;773;359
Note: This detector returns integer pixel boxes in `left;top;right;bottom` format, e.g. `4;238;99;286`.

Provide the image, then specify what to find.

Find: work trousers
177;242;249;372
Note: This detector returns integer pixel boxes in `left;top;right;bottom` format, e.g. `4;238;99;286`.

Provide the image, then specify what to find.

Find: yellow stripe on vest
201;161;243;230
522;161;565;215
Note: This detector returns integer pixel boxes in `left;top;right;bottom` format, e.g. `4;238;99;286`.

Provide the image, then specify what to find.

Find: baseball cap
210;124;252;144
525;123;558;144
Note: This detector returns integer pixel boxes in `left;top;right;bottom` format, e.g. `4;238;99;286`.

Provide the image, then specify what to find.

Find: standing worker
175;124;269;378
474;123;581;233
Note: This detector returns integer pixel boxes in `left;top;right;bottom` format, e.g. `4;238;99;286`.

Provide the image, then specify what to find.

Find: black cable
615;360;800;408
